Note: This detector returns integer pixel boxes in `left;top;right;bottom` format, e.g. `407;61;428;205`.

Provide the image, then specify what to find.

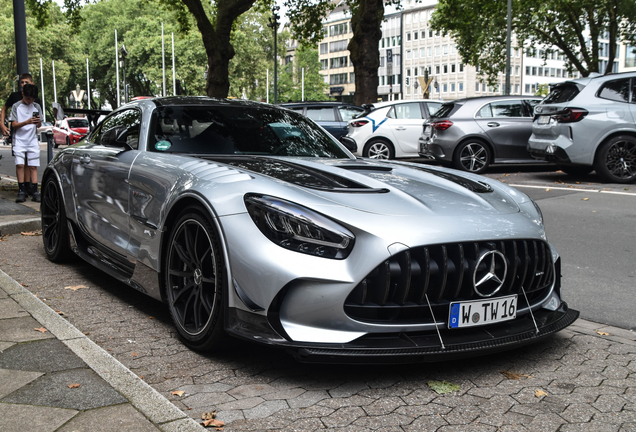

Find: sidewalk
0;179;204;432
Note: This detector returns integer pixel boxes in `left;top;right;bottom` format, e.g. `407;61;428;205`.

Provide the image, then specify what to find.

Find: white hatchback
344;99;443;159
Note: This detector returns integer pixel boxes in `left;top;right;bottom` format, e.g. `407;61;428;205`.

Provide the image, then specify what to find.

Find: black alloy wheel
165;209;225;351
595;136;636;184
41;177;72;262
454;140;491;174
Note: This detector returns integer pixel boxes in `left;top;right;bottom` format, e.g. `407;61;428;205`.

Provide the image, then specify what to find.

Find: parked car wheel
165;208;225;351
558;165;594;176
454;140;491;174
594;135;636;184
364;139;395;159
41;177;73;263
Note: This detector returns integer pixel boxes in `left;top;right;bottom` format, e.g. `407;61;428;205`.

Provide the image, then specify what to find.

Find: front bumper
227;303;579;363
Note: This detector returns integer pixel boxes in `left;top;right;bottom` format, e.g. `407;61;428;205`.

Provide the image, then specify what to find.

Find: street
1;161;635;430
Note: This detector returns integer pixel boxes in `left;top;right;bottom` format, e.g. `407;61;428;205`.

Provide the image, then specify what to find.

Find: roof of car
371;99;443;109
279;101;361;108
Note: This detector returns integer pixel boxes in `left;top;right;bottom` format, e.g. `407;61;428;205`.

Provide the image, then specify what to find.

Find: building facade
318;5;356;101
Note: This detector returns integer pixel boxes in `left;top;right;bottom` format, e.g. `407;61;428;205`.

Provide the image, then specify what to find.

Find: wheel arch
454;135;496;163
593;130;636;164
159;193;233;305
364;135;395;148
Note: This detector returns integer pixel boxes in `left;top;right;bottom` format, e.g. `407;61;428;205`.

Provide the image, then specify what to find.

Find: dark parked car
280;102;364;144
419;96;543;173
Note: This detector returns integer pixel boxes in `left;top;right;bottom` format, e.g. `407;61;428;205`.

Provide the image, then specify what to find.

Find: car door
53;120;65;145
305;106;341;139
386;102;425;156
71;108;142;259
474;99;533;159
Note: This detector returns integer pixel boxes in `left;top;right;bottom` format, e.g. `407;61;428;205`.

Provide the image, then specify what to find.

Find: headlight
70;131;82;136
245;194;355;259
532;199;544;224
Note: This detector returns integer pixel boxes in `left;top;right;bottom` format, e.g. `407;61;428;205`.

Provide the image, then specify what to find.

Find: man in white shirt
9;84;42;203
52;101;64;121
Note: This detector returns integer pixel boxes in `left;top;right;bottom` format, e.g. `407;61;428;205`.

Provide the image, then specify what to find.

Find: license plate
448;295;517;329
537;115;550;125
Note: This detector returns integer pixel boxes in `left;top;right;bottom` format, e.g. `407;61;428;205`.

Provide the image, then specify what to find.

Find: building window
429;29;433;37
380;56;385;67
626;45;636;67
443;83;448;92
421;30;426;39
406;50;411;60
435;65;440;74
330;73;347;85
443;64;448;73
451;83;455;92
320;59;328;70
525;84;530;93
330;56;348;68
459;64;464;72
515;66;519;76
435;45;440;56
420;48;426;57
413;49;418;59
459;82;463;92
451;64;455;73
476;82;480;92
514;84;519;93
350;73;355;84
330;40;348;52
443;45;448;55
320;43;328;54
406;32;411;41
413;32;418;40
329;23;348;36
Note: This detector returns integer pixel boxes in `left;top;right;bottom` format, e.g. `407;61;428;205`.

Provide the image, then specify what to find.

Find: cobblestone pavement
2;234;636;431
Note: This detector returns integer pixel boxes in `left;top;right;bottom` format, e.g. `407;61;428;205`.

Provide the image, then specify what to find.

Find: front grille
345;240;554;324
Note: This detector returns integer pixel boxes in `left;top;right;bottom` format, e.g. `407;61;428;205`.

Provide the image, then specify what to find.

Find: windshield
68;119;89;128
149;105;351;158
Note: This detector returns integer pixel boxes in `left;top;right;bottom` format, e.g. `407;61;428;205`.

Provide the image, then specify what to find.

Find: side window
426;102;442;117
524;99;540;116
305;107;336;121
476;104;493;118
490;100;524;117
94;109;142;149
338;106;364;122
632;78;636;103
393;103;423;119
386;106;396;119
598;78;630;103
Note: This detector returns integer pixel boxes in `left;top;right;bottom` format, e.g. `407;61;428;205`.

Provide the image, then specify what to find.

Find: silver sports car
41;97;578;363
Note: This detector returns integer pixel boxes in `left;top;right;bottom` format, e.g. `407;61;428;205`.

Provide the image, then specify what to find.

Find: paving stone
242;399;289;419
560;403;600;423
361;396;406;416
395;401;452;417
526;412;567;432
215;396;265;410
400;414;448;432
593;394;628;412
274;405;334;421
441;405;482;425
329;382;370;398
286;417;326;431
1;368;127;410
181;390;236;408
215;409;245;424
0;338;87;372
431;423;499;431
0;341;14;352
401;388;437;406
57;403;160;431
287;390;330;409
0;315;54;342
559;420;620;432
176;383;233;395
322;406;366;428
353;412;414;428
0;298;29;319
603;364;631;380
0;402;78;432
228;383;277;399
0;368;43;398
317;395;375;409
262;387;306;401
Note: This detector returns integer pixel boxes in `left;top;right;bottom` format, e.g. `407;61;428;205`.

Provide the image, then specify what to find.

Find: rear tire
164;208;226;351
454;140;491;174
41;177;73;263
594;135;636;183
363;139;395;159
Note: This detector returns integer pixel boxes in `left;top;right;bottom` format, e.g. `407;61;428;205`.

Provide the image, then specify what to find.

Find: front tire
165;208;225;351
454;140;491;174
594;136;636;184
363;139;395;159
41;177;72;263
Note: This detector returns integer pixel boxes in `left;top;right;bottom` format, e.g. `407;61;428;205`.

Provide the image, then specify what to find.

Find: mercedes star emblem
473;250;508;298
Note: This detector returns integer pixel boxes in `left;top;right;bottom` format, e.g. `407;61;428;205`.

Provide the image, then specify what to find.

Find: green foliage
277;45;330;102
535;84;549;97
431;0;636;83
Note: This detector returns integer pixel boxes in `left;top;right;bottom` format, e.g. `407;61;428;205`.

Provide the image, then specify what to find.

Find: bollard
46;130;54;164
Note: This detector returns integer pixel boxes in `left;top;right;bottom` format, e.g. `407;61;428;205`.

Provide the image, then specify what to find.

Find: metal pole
86;58;91;109
266;69;269;104
505;0;512;95
273;27;278;104
302;67;304;101
13;0;29;76
172;33;176;96
52;61;57;103
162;23;166;97
40;58;46;122
115;30;120;107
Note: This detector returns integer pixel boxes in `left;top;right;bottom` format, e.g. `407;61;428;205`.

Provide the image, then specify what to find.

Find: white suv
528;72;636;183
343;99;442;159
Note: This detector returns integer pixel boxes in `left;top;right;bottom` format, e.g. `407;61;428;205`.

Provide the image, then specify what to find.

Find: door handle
395;126;406;131
487;122;500;127
79;154;91;165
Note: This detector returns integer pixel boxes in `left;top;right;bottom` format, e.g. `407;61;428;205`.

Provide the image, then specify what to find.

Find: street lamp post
268;6;280;104
119;44;128;104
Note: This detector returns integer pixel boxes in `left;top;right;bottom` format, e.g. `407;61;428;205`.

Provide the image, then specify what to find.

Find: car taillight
350;120;369;128
553;108;588;123
431;120;453;131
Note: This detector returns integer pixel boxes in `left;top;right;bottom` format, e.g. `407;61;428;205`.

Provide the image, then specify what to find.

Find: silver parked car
419;96;543;173
527;72;636;183
41;97;577;362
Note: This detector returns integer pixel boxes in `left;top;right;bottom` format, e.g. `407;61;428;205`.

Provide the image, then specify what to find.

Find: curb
0;217;41;236
0;269;204;432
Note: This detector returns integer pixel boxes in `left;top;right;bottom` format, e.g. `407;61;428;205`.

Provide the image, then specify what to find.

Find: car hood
218;157;520;217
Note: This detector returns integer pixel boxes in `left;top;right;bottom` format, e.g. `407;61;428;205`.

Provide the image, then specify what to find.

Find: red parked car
53;117;89;147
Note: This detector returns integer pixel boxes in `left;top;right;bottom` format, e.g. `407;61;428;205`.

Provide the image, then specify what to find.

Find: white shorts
13;142;40;167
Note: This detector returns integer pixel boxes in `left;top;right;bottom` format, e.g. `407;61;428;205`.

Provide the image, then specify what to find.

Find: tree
285;0;400;106
430;0;636;84
277;45;330;102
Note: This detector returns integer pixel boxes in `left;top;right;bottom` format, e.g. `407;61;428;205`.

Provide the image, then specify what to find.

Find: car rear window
430;102;460;119
597;78;631;103
542;83;582;104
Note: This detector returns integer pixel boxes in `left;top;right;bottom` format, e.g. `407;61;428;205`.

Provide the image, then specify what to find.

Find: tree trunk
348;0;384;105
181;0;255;98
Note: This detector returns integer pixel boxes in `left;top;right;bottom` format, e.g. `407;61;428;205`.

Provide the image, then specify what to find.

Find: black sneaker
16;191;26;203
32;191;41;203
